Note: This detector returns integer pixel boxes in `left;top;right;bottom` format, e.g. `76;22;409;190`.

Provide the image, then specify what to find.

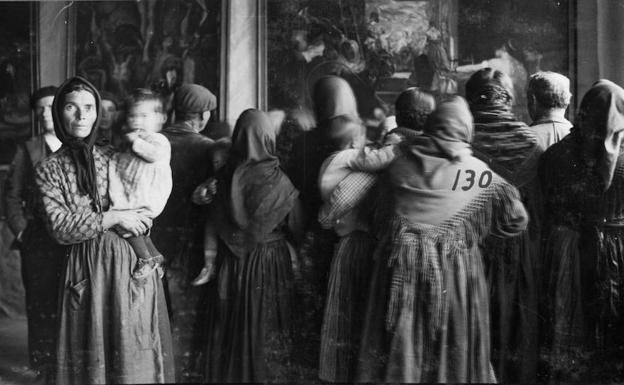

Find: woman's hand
103;210;152;237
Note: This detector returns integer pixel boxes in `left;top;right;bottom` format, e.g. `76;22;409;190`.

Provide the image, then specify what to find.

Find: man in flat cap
150;83;217;380
154;83;216;264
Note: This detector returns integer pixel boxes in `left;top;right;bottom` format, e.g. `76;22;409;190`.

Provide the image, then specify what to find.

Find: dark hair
465;68;514;108
30;86;57;109
395;88;436;131
124;88;164;114
100;91;120;108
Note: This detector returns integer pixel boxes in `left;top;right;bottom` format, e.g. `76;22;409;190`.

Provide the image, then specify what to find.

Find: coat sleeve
318;171;378;229
490;181;529;238
34;159;104;245
4;144;28;236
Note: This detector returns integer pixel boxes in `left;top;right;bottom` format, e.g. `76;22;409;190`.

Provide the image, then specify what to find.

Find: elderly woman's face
62;90;97;139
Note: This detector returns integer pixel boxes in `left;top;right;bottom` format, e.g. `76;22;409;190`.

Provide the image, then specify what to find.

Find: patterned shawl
390;96;490;225
470;85;541;187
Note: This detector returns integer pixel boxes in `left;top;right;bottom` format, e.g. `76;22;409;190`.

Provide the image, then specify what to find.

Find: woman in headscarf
356;96;528;383
387;87;436;142
316;112;399;382
34;76;174;384
539;79;624;381
200;109;301;382
286;75;362;368
466;67;542;383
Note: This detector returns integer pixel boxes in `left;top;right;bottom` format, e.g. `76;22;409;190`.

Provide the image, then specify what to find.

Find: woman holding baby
34;76;174;384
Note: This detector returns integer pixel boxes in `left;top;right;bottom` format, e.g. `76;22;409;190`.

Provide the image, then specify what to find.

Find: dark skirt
19;223;66;373
225;239;296;382
545;224;624;381
485;230;538;383
198;240;240;383
319;231;374;382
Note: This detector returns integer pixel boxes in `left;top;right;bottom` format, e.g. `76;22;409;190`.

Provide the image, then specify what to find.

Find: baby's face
212;151;226;170
127;101;165;133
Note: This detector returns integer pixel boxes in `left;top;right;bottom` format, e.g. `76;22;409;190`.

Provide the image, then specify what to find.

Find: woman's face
62;90;97;139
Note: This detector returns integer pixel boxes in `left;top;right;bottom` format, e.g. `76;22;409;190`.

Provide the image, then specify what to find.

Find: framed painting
73;0;221;114
266;0;574;124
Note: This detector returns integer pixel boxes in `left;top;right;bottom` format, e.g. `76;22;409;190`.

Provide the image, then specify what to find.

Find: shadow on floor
0;317;37;385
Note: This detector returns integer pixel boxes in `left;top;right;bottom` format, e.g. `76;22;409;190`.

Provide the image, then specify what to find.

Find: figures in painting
75;0;218;99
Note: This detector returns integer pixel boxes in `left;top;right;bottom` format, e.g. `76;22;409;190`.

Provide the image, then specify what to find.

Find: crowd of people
5;67;624;384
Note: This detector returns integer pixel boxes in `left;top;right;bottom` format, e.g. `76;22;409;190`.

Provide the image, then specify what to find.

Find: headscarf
216;109;298;252
312;76;359;131
407;95;473;160
466;68;540;184
389;96;489;225
289;76;362;220
571;79;624;190
52;76;102;210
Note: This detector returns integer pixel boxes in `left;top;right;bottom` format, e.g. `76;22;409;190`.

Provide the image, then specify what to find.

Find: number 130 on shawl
452;169;493;191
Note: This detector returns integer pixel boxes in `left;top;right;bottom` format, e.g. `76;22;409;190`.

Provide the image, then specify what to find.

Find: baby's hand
384;133;401;145
124;131;139;143
192;178;217;205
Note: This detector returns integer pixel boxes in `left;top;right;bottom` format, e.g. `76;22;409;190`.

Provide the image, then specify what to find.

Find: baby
318;117;400;231
108;89;173;280
190;138;231;286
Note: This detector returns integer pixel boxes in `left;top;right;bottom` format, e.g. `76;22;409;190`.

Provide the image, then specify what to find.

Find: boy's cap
174;84;217;114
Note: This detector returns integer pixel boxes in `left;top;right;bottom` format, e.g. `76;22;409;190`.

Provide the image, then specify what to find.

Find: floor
0;317;37;385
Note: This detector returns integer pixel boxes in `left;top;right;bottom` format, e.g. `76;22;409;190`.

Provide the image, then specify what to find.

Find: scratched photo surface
2;0;624;384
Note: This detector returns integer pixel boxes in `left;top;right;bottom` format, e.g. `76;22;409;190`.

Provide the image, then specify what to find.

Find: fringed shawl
390;96;491;225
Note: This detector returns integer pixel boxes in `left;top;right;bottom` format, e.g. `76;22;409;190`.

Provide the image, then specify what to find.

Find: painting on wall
0;2;35;164
267;0;572;124
74;0;221;112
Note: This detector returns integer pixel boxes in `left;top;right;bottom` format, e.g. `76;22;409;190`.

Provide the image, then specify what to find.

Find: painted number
452;169;493;191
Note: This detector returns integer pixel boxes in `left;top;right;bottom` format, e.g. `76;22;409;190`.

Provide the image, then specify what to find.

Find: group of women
30;67;624;384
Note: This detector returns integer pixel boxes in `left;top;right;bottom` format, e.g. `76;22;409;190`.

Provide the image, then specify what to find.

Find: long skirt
20;223;65;373
319;231;374;382
357;220;496;383
198;241;240;382
485;230;538;383
546;225;624;381
56;231;174;385
225;239;296;382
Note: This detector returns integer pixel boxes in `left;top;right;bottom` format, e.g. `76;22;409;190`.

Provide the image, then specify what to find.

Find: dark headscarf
312;76;360;131
466;68;540;184
215;109;298;254
572;79;624;190
52;76;102;210
466;68;515;119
